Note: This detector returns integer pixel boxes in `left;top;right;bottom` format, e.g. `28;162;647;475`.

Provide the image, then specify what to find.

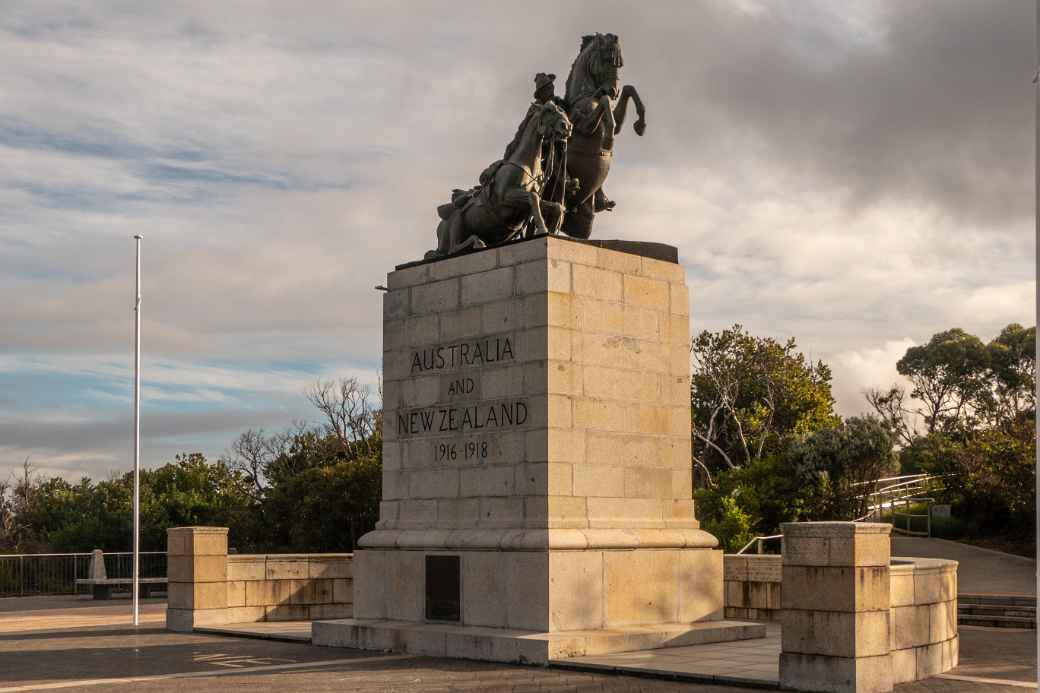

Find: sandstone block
410;469;460;499
547;238;598;266
227;557;266;581
461;466;513;497
780;652;893;693
640;256;685;283
405;314;439;346
387;263;429;290
669;283;689;315
462;551;509;627
399;499;438;528
889;571;914;607
411;279;458;314
167;555;227;583
479;497;524;527
481;298;524;334
385;551;424;621
461;266;514;306
428;249;497;280
573;465;624;497
549;551;604;630
333;578;353;604
623;275;668;309
782;609;890;658
506;552;549;631
597;247;641;274
383;288;409;320
572;264;622;301
604;549;678;626
437;498;480;528
352;550;386;619
440;307;483;340
498;237;548;265
678;549;723;622
226;580;246;608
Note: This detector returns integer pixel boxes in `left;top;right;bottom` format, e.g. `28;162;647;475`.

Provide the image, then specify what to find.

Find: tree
306;377;379;458
864;385;918;448
985;323;1036;426
782;416;896;521
223;423;304;499
260;432;381;551
896;328;990;434
691;325;839;480
943;417;1035;537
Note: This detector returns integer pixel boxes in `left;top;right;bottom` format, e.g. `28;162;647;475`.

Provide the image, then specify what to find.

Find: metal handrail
736;534;782;555
849;473;929;488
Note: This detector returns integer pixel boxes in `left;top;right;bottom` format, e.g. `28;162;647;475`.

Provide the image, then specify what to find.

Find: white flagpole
133;234;142;626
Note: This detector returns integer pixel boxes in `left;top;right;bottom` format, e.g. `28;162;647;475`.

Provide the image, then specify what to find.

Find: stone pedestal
314;236;762;662
780;522;893;693
166;526;229;632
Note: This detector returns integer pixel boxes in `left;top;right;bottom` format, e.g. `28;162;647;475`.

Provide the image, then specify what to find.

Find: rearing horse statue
561;33;646;239
427;101;573;259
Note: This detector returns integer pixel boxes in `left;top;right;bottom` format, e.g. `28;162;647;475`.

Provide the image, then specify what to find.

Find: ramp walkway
890;537;1035;597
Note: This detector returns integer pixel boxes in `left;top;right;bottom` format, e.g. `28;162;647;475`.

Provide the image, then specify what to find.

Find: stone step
958;604;1035;618
958;614;1036;629
959;593;1036;608
313;618;767;665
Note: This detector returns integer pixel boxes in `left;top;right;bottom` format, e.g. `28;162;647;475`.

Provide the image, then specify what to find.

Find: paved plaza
0;595;1033;692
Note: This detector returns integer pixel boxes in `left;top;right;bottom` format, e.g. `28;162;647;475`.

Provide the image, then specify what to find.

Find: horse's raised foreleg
613;85;647;136
527;190;551;236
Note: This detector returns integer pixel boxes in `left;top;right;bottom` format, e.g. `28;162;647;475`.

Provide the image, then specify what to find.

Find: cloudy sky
0;1;1034;481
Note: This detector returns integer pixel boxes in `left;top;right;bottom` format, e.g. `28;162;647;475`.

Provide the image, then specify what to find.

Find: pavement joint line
0;654;415;692
935;673;1037;688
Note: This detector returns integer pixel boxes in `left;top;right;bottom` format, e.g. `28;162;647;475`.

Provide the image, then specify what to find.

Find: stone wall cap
891;556;958;572
167;526;229;534
780;521;891;537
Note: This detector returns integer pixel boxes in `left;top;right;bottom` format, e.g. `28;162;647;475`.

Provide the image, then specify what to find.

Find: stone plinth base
780;653;893;693
312;618;765;665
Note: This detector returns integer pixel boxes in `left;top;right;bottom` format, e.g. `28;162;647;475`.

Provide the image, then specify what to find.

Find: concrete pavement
0;595;1034;692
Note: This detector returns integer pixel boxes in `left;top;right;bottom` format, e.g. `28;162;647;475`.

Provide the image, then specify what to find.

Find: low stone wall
726;527;959;692
224;554;353;623
166;526;354;632
889;558;958;684
722;554;781;622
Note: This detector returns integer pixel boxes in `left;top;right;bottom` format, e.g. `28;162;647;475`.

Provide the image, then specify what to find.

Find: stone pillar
314;236;765;662
166;526;229;632
780;522;893;693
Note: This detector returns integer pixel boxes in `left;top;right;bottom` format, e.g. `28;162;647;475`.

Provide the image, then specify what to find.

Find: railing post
19;555;23;597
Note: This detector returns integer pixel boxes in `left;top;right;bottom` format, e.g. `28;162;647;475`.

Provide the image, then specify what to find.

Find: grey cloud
0;1;1032;479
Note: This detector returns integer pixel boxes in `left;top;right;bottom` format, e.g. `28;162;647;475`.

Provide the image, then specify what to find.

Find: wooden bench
75;549;168;599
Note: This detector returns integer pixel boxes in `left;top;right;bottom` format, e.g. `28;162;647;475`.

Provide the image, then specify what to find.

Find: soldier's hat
534;73;556;91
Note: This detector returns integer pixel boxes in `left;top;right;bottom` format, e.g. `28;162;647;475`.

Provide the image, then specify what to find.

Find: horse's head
535;101;573;143
565;33;624;104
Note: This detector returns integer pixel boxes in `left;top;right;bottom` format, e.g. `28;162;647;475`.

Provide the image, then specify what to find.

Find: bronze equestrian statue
561;33;646;239
426;34;645;259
